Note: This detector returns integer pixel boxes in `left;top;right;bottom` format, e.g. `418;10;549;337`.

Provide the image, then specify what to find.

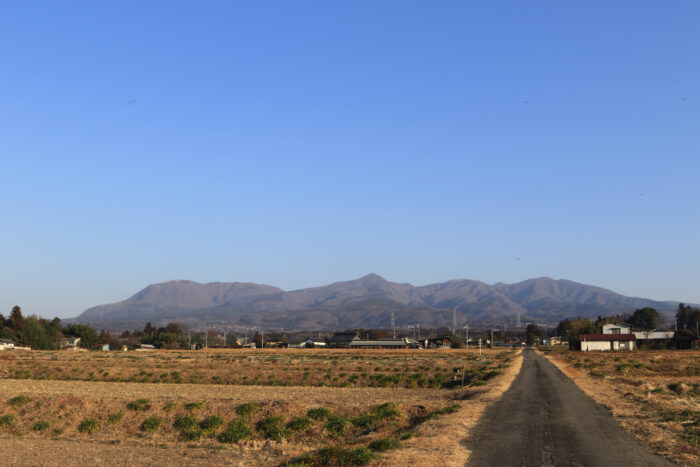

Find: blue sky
1;1;698;319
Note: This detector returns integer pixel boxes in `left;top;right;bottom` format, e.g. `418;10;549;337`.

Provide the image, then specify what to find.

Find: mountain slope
71;274;681;331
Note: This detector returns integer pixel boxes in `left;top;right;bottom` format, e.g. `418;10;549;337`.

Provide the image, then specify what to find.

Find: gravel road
466;349;672;466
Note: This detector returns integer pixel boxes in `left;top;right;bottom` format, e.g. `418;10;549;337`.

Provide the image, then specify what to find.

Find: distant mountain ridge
71;274;681;332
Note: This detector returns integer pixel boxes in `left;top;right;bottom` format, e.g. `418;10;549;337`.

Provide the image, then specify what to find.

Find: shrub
257;416;290;441
324;415;348;437
235;402;258;417
8;395;32;407
371;402;401;420
351;413;380;430
287;416;312;432
163;401;177;412
181;429;204;441
284;446;380;466
78;418;100;434
174;415;198;431
307;407;332;420
369;437;400;452
0;414;15;428
107;411;124;424
200;415;224;431
184;401;205;412
32;420;50;431
471;380;487;387
218;418;253;443
141;416;162;432
126;398;151;411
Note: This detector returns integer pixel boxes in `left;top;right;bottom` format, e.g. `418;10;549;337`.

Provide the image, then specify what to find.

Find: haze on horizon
1;1;698;320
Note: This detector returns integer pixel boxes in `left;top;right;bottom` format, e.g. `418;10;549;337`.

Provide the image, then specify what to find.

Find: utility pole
466;323;469;349
452;309;457;335
391;312;396;339
261;330;264;349
491;329;494;349
205;331;208;349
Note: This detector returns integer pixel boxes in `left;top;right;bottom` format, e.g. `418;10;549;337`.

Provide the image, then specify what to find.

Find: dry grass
0;348;512;389
0;348;520;466
544;349;700;466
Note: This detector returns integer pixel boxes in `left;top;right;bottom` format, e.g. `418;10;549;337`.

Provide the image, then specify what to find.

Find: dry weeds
0;348;520;466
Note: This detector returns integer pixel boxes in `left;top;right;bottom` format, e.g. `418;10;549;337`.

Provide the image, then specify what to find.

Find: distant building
60;337;81;350
328;331;361;348
633;331;675;341
349;338;409;349
579;334;636;351
303;339;327;348
101;344;110;351
602;323;631;335
425;337;452;349
0;339;15;351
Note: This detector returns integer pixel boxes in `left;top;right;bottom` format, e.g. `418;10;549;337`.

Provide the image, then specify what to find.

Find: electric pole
391;312;396;339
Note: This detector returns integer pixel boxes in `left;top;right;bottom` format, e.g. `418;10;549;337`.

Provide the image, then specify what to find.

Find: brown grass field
0;348;522;466
544;349;700;466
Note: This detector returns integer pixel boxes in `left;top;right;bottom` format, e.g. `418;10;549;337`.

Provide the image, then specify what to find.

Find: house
543;336;563;346
579;334;636;351
425;337;452;349
633;331;675;341
348;338;409;349
328;331;361;348
0;339;15;351
60;337;81;350
603;323;631;335
101;344;110;351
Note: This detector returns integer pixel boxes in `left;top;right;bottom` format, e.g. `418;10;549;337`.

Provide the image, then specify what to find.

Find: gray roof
349;340;408;347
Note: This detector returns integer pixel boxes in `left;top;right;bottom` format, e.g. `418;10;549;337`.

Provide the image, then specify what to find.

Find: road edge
542;351;686;466
384;350;524;467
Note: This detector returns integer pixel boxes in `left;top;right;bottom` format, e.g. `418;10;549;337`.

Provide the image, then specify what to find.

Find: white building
0;339;15;351
579;334;636;351
603;323;631;335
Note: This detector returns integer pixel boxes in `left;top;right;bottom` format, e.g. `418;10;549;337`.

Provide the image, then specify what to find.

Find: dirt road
466;350;672;466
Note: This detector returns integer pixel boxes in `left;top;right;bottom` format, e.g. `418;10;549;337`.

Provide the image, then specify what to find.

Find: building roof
579;334;636;342
349;340;408;347
0;339;15;344
328;331;360;344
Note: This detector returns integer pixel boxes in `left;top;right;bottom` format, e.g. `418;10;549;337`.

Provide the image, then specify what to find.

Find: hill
69;274;680;331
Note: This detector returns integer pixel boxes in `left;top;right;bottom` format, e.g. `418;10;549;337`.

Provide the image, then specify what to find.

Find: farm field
0;348;512;389
0;349;522;466
544;349;700;466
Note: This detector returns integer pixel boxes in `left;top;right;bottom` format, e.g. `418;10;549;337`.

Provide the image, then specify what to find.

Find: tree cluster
675;303;700;346
0;306;98;350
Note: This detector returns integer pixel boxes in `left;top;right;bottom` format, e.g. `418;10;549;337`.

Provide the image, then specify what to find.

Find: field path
466;349;672;466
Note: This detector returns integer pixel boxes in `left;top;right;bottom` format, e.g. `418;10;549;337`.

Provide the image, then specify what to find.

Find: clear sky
1;1;698;319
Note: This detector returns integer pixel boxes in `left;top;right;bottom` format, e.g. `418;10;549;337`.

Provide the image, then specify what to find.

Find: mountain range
69;274;682;332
